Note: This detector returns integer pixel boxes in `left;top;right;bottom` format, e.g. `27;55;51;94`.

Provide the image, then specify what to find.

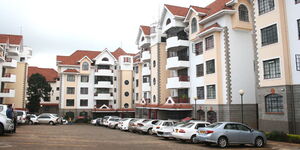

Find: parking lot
0;124;299;150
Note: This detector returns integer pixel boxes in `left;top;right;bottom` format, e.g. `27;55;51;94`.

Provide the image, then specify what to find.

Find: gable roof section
112;48;135;59
57;50;101;65
202;0;233;19
0;34;23;45
164;4;189;17
28;66;58;82
140;25;150;35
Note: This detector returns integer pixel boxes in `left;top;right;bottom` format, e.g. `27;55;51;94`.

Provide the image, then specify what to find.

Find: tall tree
27;73;52;113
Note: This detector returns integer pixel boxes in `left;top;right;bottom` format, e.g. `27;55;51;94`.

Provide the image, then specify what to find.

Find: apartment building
0;34;32;110
253;0;300;134
28;66;60;114
56;48;135;119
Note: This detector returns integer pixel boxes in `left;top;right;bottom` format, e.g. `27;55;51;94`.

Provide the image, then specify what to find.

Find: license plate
199;130;205;134
176;129;178;133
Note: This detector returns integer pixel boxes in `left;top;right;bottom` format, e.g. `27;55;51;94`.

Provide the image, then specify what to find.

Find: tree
27;73;52;113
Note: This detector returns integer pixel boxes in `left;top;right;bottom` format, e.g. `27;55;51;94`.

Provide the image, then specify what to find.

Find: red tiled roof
0;34;23;45
28;66;58;82
140;25;150;35
63;69;79;73
165;4;189;17
202;0;233;19
190;5;209;14
111;48;134;59
199;23;221;34
57;50;101;65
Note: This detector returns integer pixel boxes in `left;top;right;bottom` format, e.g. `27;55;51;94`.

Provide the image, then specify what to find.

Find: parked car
108;118;120;129
156;121;187;139
15;110;27;124
136;119;159;134
172;121;210;143
0;105;14;135
196;122;267;148
36;113;59;125
152;120;175;136
91;118;101;126
118;118;133;131
102;116;119;126
27;114;39;125
128;118;144;133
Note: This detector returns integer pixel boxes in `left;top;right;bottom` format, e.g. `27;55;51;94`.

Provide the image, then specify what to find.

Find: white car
15;110;27;124
156;122;187;139
152;120;175;135
102;116;119;126
128;118;145;132
27;114;39;125
118;118;133;131
91;118;100;126
172;121;210;143
136;119;159;134
0;105;14;135
108;118;120;129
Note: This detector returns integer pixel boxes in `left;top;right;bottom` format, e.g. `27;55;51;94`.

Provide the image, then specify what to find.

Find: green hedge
266;131;300;144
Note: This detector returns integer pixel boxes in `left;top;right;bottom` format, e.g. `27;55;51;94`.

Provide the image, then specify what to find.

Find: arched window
191;18;197;33
265;94;283;113
82;62;89;70
239;5;249;22
102;57;109;61
153;95;156;103
166;18;171;25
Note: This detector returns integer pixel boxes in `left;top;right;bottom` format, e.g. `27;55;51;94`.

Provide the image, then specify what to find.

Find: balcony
162;19;186;33
0;89;15;98
3;58;17;68
142;83;151;92
94;93;114;100
142;66;150;76
94;81;113;88
168;97;190;104
139;37;150;48
0;50;4;62
0;73;16;83
166;56;189;70
166;36;189;51
7;47;20;56
141;51;150;62
166;76;190;89
94;69;114;76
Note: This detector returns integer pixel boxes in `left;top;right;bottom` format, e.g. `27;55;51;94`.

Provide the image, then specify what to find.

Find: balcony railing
94;92;113;96
167;97;190;103
179;76;190;81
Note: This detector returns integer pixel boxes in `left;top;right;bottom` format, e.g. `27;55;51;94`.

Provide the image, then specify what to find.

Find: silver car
37;114;59;125
196;122;267;148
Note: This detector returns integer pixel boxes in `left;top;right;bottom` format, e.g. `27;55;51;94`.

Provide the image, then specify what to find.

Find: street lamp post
239;89;245;123
194;97;197;119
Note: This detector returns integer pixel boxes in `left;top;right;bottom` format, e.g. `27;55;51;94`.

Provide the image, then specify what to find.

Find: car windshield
206;123;222;128
181;123;194;128
142;120;151;123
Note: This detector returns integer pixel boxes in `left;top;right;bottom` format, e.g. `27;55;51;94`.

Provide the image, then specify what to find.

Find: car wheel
0;124;4;136
191;135;198;144
147;128;153;135
28;121;33;125
255;137;264;148
49;121;55;125
218;137;228;148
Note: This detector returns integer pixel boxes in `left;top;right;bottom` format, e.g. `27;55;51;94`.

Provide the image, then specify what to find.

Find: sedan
196;122;267;148
37;114;59;125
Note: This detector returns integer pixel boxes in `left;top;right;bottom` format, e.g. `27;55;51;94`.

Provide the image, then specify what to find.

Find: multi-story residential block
28;66;60;113
0;34;32;110
253;0;300;134
56;48;135;119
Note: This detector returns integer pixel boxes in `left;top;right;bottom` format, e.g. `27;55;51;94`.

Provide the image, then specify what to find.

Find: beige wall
4;62;28;109
158;42;169;104
79;58;92;75
63;73;78;109
231;0;253;30
120;70;133;108
150;44;158;104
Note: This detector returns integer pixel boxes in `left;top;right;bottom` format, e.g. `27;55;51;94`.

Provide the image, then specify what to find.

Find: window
261;24;278;46
258;0;275;15
207;85;216;99
102;57;109;61
66;87;75;94
197;86;205;99
297;19;300;39
124;80;129;85
136;93;139;101
166;18;171;25
66;99;74;106
205;35;214;50
206;60;215;74
239;5;249;22
81;75;89;82
153;60;156;68
153;95;156;102
296;55;300;71
265;94;283;113
123;57;131;63
124;103;129;108
196;64;204;77
263;58;281;79
114;77;117;81
56;87;59;91
296;0;300;4
56;97;59;100
82;62;89;70
153;78;156;85
141;37;144;42
191;18;197;33
135;66;139;73
136;79;139;87
80;88;88;95
114;88;117;92
195;42;203;55
80;99;88;107
124;92;129;97
67;75;75;82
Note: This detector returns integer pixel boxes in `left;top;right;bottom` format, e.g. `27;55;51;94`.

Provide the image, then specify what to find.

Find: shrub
288;134;300;143
266;131;300;144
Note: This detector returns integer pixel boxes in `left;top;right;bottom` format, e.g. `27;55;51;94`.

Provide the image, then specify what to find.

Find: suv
0;105;14;135
37;113;59;125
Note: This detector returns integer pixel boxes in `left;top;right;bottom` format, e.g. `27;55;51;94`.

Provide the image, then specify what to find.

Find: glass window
102;57;109;61
239;5;249;22
197;86;205;99
124;57;131;63
80;87;88;95
135;66;139;73
261;24;278;46
166;18;171;25
56;97;59;100
196;64;204;77
153;78;156;85
224;124;238;130
66;99;74;106
66;87;75;94
265;94;283;113
153;60;156;68
194;42;203;55
297;19;300;39
67;75;75;82
263;58;281;79
135;79;139;87
206;59;215;74
205;35;214;50
81;75;89;82
56;87;59;91
207;85;216;99
191;18;197;33
80;99;88;106
82;62;89;70
124;92;129;97
296;55;300;71
236;124;250;131
258;0;275;15
153;95;156;102
296;0;300;4
124;80;129;85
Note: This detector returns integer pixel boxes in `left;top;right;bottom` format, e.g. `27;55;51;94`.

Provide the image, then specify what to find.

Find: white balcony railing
139;37;150;48
94;81;113;88
142;66;150;76
94;93;114;100
166;36;189;50
166;56;189;70
0;89;15;98
0;74;16;83
7;47;20;56
142;83;151;92
166;76;190;89
3;58;17;68
94;69;114;76
141;51;150;62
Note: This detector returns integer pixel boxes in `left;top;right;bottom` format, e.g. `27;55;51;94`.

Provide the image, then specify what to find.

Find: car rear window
17;112;23;116
207;123;222;128
142;120;150;123
162;122;173;126
154;121;162;125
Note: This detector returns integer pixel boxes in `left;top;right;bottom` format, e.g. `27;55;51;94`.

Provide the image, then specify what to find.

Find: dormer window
82;62;89;70
124;57;131;63
166;18;171;25
239;5;249;22
102;57;109;61
191;18;197;33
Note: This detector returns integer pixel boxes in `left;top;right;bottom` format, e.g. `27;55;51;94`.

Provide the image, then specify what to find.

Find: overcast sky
0;0;213;69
